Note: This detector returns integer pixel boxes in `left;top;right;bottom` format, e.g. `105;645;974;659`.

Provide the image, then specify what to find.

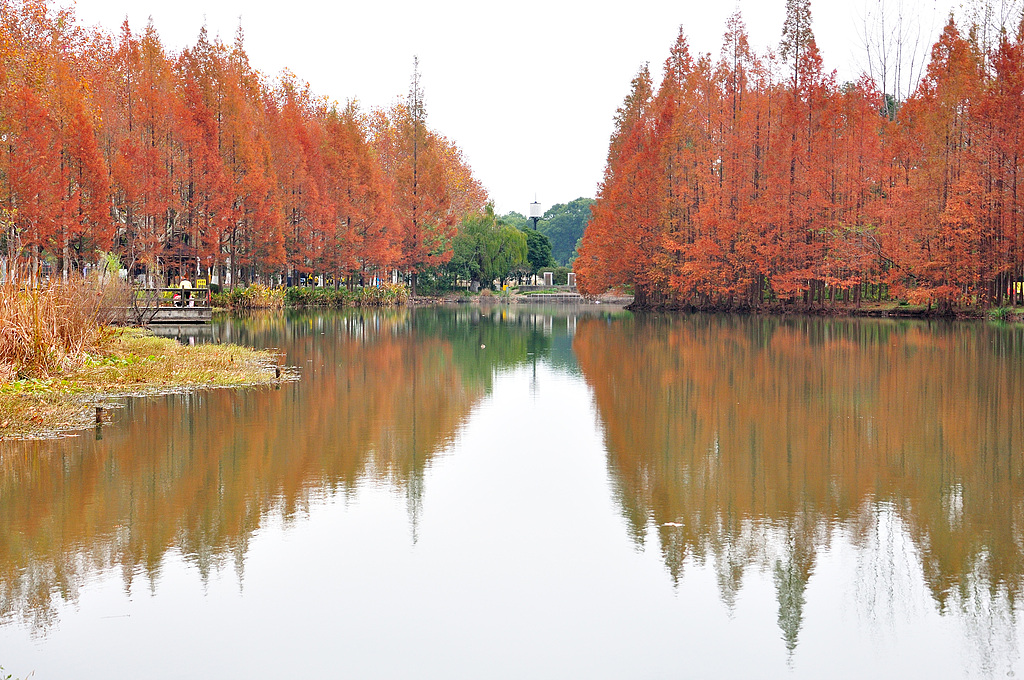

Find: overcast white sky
67;0;959;215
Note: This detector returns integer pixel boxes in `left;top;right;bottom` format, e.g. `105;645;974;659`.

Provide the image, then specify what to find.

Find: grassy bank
0;327;286;439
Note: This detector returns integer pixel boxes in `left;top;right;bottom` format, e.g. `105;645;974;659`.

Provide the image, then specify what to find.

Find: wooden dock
128;288;213;325
148;307;213;323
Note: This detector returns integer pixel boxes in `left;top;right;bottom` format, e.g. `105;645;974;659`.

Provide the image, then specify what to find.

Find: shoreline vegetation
207;281;1024;321
625;298;1024;321
209;282;411;310
0;273;288;441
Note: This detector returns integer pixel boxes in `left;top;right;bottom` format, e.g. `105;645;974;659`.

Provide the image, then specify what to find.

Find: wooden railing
134;287;212;309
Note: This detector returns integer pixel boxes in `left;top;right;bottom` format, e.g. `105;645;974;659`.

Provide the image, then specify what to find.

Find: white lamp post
529;198;542;230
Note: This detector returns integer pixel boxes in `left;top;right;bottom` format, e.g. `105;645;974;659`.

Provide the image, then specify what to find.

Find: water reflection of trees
575;315;1024;654
0;306;582;632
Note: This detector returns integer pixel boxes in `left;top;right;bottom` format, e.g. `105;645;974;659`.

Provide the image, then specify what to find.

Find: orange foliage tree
370;60;487;296
0;2;485;289
578;1;1024;312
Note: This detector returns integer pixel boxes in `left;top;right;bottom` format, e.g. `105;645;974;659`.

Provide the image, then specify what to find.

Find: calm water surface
2;307;1024;678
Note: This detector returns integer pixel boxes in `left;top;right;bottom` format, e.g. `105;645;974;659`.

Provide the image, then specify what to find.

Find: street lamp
529;198;542;230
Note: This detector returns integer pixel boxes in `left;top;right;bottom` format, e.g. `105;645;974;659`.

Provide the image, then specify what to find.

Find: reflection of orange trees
0;311;483;631
575;315;1024;647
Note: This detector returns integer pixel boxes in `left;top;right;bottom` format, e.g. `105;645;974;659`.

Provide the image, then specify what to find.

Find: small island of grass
0;272;288;440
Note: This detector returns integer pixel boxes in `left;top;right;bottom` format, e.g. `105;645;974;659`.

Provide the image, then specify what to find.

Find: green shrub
284;286;358;307
284;287;314;306
989;306;1011;321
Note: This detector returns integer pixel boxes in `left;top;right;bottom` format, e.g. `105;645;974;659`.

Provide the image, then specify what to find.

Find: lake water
2;306;1024;679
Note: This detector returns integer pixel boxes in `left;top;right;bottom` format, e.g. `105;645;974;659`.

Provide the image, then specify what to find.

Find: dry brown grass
0;268;132;381
0;327;288;439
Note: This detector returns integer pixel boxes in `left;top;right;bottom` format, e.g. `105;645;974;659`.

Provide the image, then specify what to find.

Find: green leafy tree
447;229;480;284
537;198;595;265
523;228;554;274
499;211;531;231
449;205;527;288
489;223;528;286
499;210;553;275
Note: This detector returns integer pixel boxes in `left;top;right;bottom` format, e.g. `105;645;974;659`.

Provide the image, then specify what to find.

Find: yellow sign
197;278;207;288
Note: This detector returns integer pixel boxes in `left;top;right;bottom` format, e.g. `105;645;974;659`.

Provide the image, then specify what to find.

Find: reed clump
0;268;131;381
221;283;285;309
354;282;409;307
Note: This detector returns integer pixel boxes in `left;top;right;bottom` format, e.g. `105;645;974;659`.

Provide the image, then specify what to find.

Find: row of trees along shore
576;0;1024;312
0;0;488;296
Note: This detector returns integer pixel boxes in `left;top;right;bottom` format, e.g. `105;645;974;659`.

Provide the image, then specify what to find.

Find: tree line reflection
574;315;1024;655
0;306;579;631
8;306;1020;663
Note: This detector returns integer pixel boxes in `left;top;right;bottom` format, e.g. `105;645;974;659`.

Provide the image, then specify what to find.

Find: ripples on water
1;307;1023;678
